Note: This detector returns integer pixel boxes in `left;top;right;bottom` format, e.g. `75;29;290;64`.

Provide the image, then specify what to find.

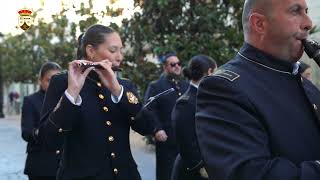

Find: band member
21;62;61;180
144;52;188;180
39;24;156;180
171;55;217;180
196;0;320;179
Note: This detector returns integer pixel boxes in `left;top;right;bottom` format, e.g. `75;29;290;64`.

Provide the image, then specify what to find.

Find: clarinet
302;39;320;67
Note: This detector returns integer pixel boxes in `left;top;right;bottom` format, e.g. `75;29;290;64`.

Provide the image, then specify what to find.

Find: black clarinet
302;39;320;67
77;62;122;72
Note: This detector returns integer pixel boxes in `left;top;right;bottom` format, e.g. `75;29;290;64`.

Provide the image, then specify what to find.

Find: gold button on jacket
108;136;114;142
103;106;109;112
98;94;104;100
113;168;118;174
106;121;112;126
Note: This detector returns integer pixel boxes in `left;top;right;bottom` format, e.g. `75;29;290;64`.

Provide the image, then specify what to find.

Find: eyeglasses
169;62;181;67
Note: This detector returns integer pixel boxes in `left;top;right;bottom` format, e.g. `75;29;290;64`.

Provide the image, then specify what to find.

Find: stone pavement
0;115;155;180
0;115;27;180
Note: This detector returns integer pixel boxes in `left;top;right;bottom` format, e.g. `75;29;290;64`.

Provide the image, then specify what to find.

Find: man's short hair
242;0;256;33
158;52;177;64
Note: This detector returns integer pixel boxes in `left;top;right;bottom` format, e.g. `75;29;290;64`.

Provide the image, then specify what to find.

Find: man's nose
303;13;313;31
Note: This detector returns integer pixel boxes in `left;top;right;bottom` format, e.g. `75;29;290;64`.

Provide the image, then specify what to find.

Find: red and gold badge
18;8;33;31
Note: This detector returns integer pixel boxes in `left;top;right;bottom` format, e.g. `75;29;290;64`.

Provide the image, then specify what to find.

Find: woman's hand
67;60;94;99
94;59;122;97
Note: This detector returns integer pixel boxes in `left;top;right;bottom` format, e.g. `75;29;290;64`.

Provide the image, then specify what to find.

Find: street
0;116;155;180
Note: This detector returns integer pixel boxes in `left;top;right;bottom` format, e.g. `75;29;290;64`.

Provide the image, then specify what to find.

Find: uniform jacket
144;73;188;180
144;74;188;144
39;71;155;180
196;42;320;180
171;84;208;180
21;90;60;176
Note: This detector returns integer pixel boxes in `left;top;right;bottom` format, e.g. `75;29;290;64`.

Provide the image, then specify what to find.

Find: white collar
190;81;199;89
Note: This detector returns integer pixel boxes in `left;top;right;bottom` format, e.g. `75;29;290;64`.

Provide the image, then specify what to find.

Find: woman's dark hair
77;24;115;59
76;33;84;59
39;61;61;79
300;62;311;73
183;55;217;81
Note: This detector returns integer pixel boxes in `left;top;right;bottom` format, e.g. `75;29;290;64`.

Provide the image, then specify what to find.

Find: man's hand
155;130;168;142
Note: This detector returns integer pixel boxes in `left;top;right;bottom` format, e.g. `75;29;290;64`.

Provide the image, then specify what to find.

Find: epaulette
212;69;240;82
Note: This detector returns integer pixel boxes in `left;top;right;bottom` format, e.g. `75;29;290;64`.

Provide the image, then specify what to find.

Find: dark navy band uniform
21;90;60;178
196;43;320;180
39;71;155;180
171;84;208;180
145;74;188;180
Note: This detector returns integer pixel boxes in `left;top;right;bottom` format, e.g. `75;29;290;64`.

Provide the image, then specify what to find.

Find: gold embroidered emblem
126;91;139;104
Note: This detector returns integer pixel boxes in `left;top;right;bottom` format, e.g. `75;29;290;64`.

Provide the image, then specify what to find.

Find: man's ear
163;63;168;73
249;12;267;35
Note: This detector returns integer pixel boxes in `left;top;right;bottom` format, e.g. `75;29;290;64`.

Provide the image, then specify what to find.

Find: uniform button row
103;106;109;112
108;136;114;142
106;121;112;126
314;104;318;111
113;168;118;174
99;94;104;100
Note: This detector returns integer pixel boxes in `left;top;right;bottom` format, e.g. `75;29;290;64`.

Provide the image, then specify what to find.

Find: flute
77;62;122;71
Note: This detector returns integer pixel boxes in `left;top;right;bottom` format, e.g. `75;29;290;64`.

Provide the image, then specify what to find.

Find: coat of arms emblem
18;9;33;31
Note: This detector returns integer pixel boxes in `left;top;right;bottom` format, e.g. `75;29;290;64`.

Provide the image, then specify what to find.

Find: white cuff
65;90;82;106
111;85;123;103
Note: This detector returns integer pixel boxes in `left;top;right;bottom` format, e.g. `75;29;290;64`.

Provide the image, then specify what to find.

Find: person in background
171;55;217;180
300;61;312;81
21;61;61;180
144;52;189;180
